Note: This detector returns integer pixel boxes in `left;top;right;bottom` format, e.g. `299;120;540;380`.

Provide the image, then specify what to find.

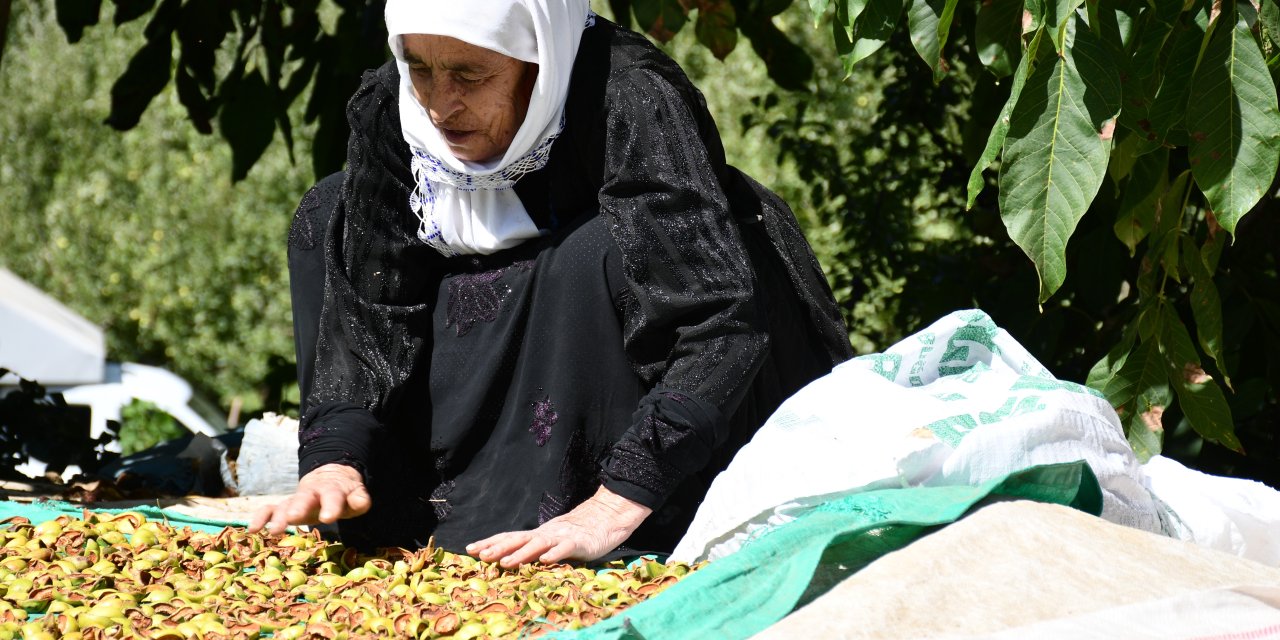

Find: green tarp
0;499;244;534
552;461;1102;640
0;462;1101;639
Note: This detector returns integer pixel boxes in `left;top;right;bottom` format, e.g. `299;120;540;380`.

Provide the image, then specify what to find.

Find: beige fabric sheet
755;500;1280;639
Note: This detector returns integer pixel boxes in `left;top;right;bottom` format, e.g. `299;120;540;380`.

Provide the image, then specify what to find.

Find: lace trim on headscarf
408;115;563;256
404;10;596;256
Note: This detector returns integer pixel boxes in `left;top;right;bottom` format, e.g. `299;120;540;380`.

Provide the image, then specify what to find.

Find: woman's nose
427;78;465;123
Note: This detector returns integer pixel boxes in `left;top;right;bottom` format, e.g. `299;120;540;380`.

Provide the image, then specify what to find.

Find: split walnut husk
0;512;701;639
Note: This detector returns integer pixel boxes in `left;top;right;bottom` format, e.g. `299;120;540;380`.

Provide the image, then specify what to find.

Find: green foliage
1186;16;1280;229
40;0;382;181
0;0;307;414
997;18;1120;302
651;3;978;355
117;399;188;455
810;0;1280;463
16;0;1279;482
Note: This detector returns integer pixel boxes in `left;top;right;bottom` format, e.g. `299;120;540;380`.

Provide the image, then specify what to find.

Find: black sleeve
596;65;769;508
297;65;439;484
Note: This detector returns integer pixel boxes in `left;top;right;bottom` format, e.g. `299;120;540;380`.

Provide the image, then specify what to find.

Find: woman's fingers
250;498;308;536
247;502;278;533
468;531;532;562
499;535;559;568
283;489;324;526
470;527;585;567
538;539;577;564
344;483;373;518
245;465;372;536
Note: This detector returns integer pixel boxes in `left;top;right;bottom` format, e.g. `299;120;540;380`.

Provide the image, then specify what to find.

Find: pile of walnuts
0;511;698;639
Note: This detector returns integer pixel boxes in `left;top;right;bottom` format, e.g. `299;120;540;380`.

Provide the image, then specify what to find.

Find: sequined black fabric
445;268;510;336
292;17;854;554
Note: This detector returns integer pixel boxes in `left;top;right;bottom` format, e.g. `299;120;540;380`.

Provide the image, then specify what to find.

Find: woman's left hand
466;486;652;568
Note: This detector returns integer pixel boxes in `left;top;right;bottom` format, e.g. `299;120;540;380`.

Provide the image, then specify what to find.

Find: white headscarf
385;0;593;256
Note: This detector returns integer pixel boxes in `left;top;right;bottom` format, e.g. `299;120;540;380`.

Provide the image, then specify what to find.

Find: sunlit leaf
906;0;960;81
1087;318;1166;461
834;0;906;72
1186;16;1280;232
998;17;1123;302
967;28;1047;208
811;0;833;26
1086;321;1138;394
1046;0;1085;49
1126;386;1169;462
1025;0;1046;33
1260;0;1280;55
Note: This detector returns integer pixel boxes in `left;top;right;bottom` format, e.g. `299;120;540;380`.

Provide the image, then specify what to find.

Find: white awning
0;268;105;385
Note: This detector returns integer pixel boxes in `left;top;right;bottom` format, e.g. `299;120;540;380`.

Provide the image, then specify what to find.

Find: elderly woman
251;0;852;566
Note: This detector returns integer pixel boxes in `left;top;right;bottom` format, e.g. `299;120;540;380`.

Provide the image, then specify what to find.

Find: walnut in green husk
0;512;701;639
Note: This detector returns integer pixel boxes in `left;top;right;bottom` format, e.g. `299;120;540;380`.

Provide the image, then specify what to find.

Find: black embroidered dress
289;18;853;554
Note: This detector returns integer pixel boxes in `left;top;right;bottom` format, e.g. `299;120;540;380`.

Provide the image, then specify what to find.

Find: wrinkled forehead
385;0;538;64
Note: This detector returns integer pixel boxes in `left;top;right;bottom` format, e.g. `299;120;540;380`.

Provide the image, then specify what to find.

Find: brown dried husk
0;513;702;639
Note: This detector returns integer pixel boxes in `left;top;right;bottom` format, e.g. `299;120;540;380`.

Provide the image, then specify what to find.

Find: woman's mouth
440;128;476;146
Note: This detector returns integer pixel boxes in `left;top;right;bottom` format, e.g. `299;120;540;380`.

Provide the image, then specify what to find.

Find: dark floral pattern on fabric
445;269;510;336
529;395;558;447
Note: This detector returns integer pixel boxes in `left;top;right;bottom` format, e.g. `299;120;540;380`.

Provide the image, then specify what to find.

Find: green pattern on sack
908;333;938;387
924;414;979;446
978;396;1048;424
856;353;904;382
957;361;992;383
937;319;1001;377
1011;374;1105;399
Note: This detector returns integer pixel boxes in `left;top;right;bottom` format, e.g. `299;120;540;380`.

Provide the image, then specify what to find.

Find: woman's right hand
247;463;372;536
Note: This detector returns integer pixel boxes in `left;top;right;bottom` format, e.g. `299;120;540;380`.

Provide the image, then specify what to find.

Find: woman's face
402;34;538;163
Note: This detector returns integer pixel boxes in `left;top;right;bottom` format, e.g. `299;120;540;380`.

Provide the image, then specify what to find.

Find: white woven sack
235;413;300;496
671;310;1164;563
